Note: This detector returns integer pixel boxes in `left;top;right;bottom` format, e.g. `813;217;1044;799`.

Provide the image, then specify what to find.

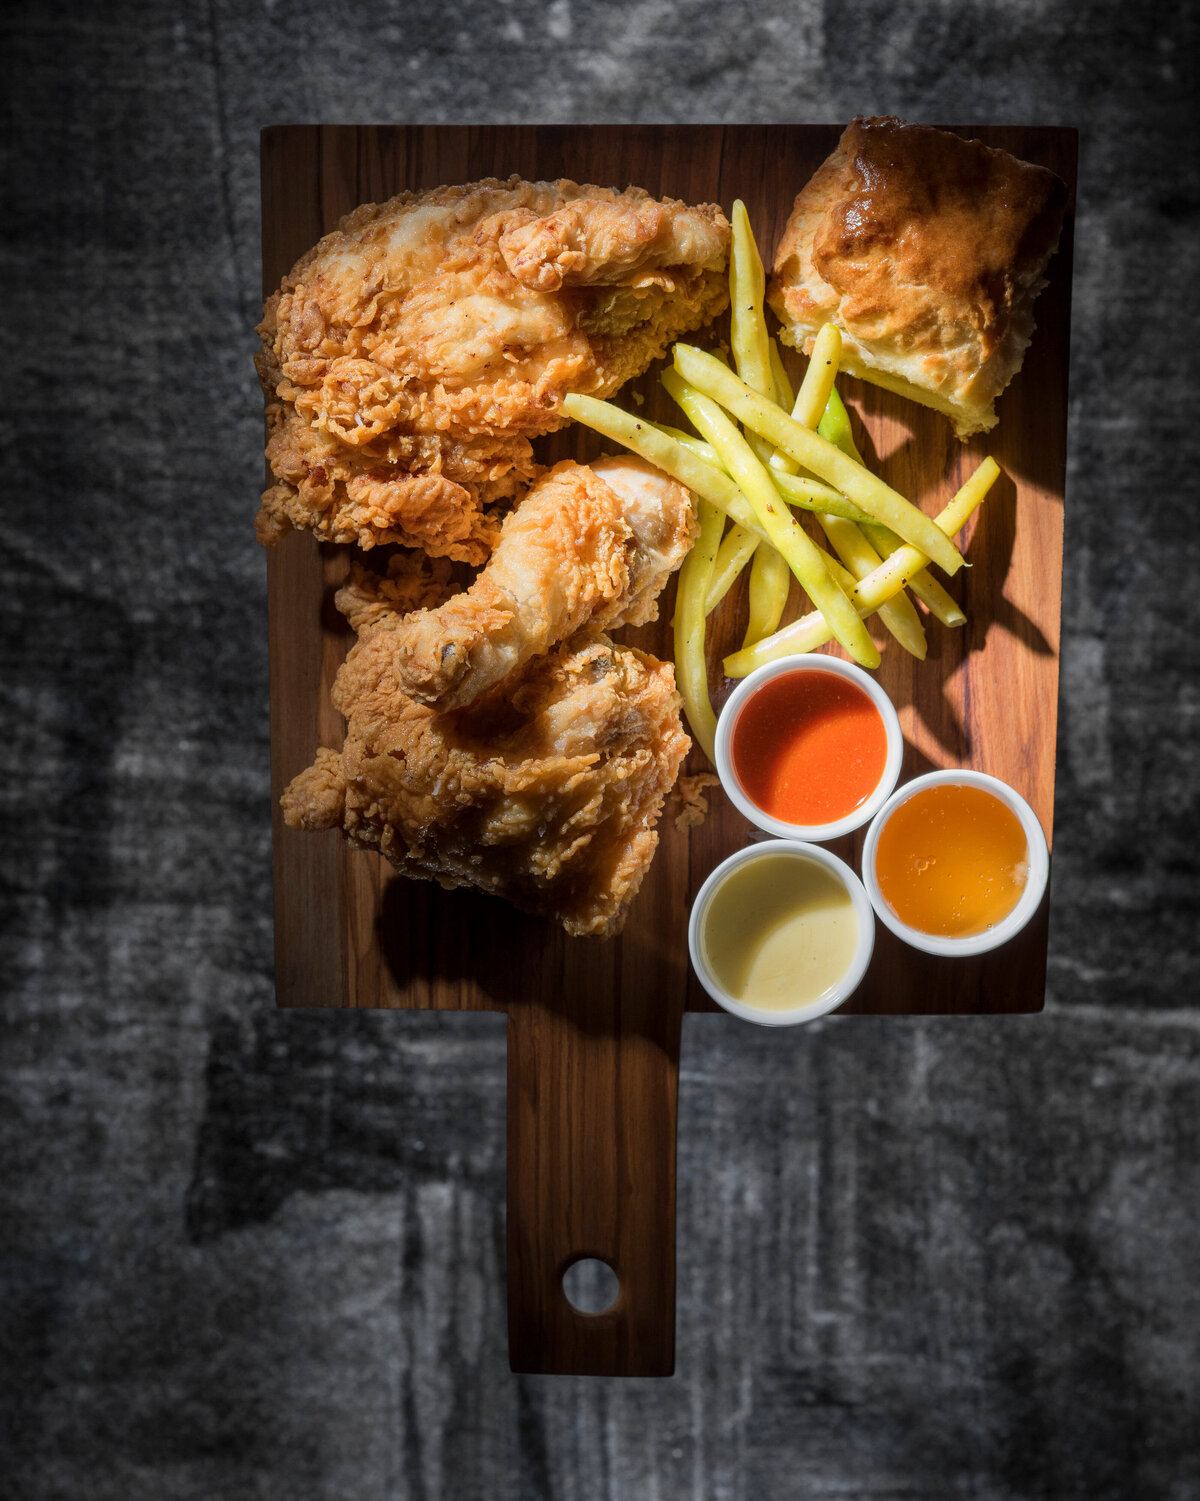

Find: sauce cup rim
714;656;904;843
860;769;1050;957
687;839;876;1026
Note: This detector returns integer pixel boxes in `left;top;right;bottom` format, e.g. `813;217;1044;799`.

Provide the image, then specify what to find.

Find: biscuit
768;117;1067;437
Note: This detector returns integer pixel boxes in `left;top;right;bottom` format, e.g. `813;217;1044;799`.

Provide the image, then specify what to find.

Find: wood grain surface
261;125;1075;1375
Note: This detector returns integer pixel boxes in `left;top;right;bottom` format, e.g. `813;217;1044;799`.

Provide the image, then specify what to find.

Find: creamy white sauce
701;852;858;1011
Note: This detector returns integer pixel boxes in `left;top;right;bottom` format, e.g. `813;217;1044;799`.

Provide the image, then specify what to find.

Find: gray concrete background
3;1;1198;1497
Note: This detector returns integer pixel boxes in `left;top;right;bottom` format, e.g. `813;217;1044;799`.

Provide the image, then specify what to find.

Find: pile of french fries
563;201;999;761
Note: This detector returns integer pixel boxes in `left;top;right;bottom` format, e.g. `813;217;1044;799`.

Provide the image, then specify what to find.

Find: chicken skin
280;556;689;938
388;456;696;710
256;177;729;563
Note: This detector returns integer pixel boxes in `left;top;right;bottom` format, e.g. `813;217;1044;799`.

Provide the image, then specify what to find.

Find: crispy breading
256;177;729;562
333;550;458;634
388;457;697;710
281;622;689;939
673;772;721;830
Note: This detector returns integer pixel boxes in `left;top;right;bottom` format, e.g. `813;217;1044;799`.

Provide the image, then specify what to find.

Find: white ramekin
714;656;904;842
860;769;1050;957
687;840;875;1026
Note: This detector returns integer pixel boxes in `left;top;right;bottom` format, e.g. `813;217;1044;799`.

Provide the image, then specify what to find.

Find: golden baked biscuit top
769;117;1068;433
809;117;1065;355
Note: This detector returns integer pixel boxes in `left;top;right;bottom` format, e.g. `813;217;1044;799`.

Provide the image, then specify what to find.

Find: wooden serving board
262;125;1076;1376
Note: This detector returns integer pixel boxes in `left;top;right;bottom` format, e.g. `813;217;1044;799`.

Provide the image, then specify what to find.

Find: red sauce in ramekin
730;670;888;828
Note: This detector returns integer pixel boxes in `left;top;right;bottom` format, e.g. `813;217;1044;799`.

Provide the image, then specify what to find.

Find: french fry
664;370;880;669
819;386;966;628
673;343;966;577
724;458;999;676
673;494;724;761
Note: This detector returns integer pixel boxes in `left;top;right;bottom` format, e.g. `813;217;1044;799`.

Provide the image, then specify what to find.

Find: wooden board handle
505;955;682;1376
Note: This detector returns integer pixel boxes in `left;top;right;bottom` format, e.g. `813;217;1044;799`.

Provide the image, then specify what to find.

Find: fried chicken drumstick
256;177;729;563
390;456;697;710
281;552;689;938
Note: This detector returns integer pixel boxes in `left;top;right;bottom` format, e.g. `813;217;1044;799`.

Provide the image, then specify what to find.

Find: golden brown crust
256;176;729;557
673;772;720;830
277;456;695;937
333;551;458;633
385;458;696;712
281;624;690;939
768;117;1067;436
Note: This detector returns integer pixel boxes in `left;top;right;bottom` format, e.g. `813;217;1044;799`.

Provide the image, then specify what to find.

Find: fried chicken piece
387;456;696;710
281;622;689;939
256;177;729;562
334;549;458;633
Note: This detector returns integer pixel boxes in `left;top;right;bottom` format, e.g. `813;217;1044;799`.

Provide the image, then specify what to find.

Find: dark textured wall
3;2;1198;1497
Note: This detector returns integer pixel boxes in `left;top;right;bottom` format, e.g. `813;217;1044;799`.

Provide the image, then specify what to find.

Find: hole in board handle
561;1257;620;1315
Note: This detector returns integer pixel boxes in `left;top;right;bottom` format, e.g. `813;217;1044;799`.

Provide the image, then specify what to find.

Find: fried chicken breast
281;563;690;937
256;177;729;562
388;456;696;710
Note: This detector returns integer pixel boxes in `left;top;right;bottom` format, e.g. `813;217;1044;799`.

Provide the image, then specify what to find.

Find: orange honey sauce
874;783;1030;937
730;670;888;827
